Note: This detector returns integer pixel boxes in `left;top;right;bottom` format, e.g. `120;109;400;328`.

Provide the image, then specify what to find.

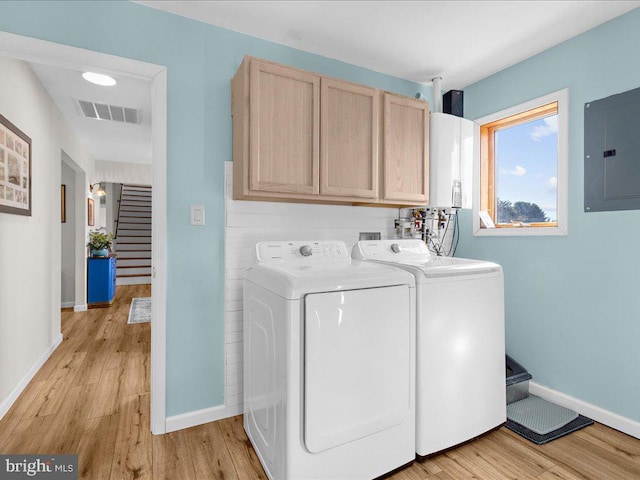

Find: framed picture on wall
0;113;32;216
61;184;66;223
88;197;94;226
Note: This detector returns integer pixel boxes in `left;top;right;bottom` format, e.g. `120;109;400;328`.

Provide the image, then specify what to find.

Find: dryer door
304;285;412;453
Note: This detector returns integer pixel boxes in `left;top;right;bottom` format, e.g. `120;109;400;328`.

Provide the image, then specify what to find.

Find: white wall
61;161;75;306
95;160;151;185
224;162;400;415
0;58;95;416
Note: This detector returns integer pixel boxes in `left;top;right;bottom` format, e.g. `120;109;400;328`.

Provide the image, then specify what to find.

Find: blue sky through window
495;114;558;222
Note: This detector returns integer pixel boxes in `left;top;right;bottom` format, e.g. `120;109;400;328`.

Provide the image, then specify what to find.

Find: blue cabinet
88;256;117;307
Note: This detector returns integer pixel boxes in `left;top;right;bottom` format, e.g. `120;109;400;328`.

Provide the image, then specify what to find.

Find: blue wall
457;9;640;422
0;1;430;416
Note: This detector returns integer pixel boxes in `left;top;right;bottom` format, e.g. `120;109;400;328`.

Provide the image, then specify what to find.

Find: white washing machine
352;239;505;457
243;240;417;480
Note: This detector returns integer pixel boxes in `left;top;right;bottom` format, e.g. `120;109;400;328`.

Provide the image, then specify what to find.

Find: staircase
115;184;152;285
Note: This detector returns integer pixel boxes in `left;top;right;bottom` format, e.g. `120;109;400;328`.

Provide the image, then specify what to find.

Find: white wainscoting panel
224;162;400;412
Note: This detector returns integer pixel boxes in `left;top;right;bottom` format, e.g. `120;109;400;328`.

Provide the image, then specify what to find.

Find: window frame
473;88;569;236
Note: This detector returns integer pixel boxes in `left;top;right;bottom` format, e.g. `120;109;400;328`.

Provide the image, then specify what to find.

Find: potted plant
87;229;114;257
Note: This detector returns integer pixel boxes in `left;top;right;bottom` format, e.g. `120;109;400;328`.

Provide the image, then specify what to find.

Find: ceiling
138;0;640;89
26;1;640;168
29;62;152;165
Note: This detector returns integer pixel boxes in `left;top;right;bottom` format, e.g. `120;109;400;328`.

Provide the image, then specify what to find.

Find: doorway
0;31;168;434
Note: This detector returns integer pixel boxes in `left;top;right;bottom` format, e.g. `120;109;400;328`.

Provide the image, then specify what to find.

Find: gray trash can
506;355;532;404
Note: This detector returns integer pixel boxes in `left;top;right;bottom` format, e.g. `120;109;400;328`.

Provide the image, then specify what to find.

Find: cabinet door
249;60;320;195
320;78;378;198
382;93;429;204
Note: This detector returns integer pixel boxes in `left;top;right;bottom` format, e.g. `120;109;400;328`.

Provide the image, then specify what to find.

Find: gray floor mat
506;395;593;445
506;415;594;445
507;395;578;435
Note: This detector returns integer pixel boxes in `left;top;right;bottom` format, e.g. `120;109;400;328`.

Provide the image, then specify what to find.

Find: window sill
473;224;567;236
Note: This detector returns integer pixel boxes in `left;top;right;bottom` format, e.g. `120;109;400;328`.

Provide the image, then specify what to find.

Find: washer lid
245;241;415;299
397;256;502;279
353;239;502;280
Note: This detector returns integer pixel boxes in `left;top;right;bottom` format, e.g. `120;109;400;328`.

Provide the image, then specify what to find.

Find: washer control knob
299;245;313;257
390;243;401;253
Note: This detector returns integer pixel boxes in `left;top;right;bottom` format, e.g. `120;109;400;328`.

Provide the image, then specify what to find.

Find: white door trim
150;68;167;434
60;150;88;311
0;31;168;434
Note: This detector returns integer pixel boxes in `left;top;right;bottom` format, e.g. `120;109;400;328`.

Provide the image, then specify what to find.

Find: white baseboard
74;304;88;312
0;333;63;420
530;381;640;439
61;301;75;308
165;403;243;433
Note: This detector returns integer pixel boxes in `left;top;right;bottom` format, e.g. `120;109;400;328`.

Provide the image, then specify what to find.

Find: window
473;89;568;236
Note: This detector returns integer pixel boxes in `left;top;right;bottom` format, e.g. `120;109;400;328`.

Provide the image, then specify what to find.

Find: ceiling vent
78;100;141;125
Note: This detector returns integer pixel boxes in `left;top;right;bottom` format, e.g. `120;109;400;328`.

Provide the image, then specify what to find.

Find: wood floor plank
430;450;480;480
477;430;555;478
187;422;240;480
218;415;268;480
76;413;120;480
444;444;521;480
1;415;56;454
87;362;125;419
72;341;111;387
535;431;640;480
94;313;122;341
151;428;197;480
574;422;640;460
432;472;458;480
387;469;419;480
40;383;97;455
110;393;152;480
121;353;149;397
537;465;585;480
21;350;87;419
0;379;46;451
415;458;443;476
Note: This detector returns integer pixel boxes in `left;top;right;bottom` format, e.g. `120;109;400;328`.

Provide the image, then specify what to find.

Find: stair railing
114;183;124;239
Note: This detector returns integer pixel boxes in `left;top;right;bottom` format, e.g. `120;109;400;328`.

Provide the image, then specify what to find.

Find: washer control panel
353;239;431;260
256;241;349;262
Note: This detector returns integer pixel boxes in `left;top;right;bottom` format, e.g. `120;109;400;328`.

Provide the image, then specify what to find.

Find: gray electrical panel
584;86;640;212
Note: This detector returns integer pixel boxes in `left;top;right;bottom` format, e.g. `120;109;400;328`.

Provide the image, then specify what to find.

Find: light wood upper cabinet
232;56;429;206
320;78;378;199
381;93;430;205
233;57;320;199
249;60;320;195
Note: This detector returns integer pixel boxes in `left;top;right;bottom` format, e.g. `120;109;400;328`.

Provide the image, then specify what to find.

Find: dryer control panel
256;241;349;263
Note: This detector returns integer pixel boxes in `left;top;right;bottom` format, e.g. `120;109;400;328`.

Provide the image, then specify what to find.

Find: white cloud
545;176;558;191
530;116;558;141
509;165;526;176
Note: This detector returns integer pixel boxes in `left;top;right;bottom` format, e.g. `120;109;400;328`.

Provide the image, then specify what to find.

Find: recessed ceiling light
82;72;116;87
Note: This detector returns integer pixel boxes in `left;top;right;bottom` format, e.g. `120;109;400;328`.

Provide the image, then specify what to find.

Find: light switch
191;205;205;226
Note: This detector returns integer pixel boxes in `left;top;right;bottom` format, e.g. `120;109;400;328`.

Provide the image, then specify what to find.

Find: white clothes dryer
352;239;506;458
243;240;417;480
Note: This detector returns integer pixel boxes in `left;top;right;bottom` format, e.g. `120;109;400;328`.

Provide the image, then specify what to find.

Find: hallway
0;285;152;478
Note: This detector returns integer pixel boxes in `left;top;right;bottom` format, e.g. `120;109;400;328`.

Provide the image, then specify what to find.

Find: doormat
127;297;151;324
506;395;593;445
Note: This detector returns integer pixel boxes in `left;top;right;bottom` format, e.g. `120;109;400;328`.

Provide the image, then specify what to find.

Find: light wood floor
1;284;639;479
